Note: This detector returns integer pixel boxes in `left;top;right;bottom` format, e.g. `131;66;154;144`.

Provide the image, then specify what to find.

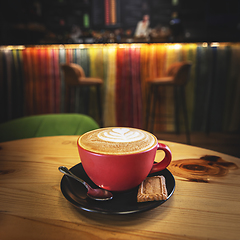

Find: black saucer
60;163;175;215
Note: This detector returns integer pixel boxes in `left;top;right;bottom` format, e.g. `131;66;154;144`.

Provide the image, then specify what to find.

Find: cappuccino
78;127;157;155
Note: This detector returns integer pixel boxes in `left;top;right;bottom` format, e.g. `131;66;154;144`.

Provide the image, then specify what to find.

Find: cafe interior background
0;0;240;156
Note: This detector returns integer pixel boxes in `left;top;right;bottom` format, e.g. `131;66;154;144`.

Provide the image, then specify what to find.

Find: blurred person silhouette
69;25;82;43
169;12;184;41
135;14;150;38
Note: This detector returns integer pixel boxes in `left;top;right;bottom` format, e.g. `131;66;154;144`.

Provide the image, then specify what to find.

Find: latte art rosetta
98;128;144;142
79;127;157;155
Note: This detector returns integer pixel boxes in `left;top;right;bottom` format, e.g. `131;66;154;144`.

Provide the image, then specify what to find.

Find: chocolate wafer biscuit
137;175;168;202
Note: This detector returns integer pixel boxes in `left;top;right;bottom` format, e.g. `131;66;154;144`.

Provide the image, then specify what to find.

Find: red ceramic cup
77;128;172;192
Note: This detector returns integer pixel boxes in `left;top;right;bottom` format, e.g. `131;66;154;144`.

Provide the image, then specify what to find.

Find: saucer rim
60;163;175;215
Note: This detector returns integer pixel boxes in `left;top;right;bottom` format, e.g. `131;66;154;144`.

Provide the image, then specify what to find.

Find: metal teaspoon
59;166;113;201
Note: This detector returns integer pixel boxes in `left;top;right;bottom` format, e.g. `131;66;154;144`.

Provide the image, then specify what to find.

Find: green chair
0;113;99;142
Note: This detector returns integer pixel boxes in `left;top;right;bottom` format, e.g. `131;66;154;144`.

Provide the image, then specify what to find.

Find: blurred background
0;0;240;45
0;0;239;157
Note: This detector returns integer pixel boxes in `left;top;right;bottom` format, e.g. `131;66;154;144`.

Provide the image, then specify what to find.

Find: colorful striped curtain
116;45;142;128
0;43;239;133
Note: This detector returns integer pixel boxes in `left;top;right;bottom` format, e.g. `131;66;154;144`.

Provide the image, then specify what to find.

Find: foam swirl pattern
79;127;157;155
98;128;145;142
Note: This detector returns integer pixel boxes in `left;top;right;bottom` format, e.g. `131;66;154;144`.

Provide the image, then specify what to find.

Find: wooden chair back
167;62;192;85
61;63;86;85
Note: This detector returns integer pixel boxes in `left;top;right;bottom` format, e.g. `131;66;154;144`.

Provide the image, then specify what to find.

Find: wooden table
0;136;240;240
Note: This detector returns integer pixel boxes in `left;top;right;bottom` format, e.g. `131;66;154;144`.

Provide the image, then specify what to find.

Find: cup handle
149;143;172;174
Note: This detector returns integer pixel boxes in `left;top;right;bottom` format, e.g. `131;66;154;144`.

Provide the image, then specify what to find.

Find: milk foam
79;127;157;155
98;128;144;142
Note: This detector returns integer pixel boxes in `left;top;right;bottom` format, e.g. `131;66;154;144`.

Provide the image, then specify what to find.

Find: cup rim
77;127;158;156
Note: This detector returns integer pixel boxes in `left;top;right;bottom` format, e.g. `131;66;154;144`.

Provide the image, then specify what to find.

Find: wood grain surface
0;136;239;240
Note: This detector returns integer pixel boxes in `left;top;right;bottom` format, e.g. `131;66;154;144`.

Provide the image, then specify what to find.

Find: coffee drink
77;127;172;191
78;127;157;155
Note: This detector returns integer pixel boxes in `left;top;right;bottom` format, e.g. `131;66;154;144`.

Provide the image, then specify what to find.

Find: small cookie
137;175;168;202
